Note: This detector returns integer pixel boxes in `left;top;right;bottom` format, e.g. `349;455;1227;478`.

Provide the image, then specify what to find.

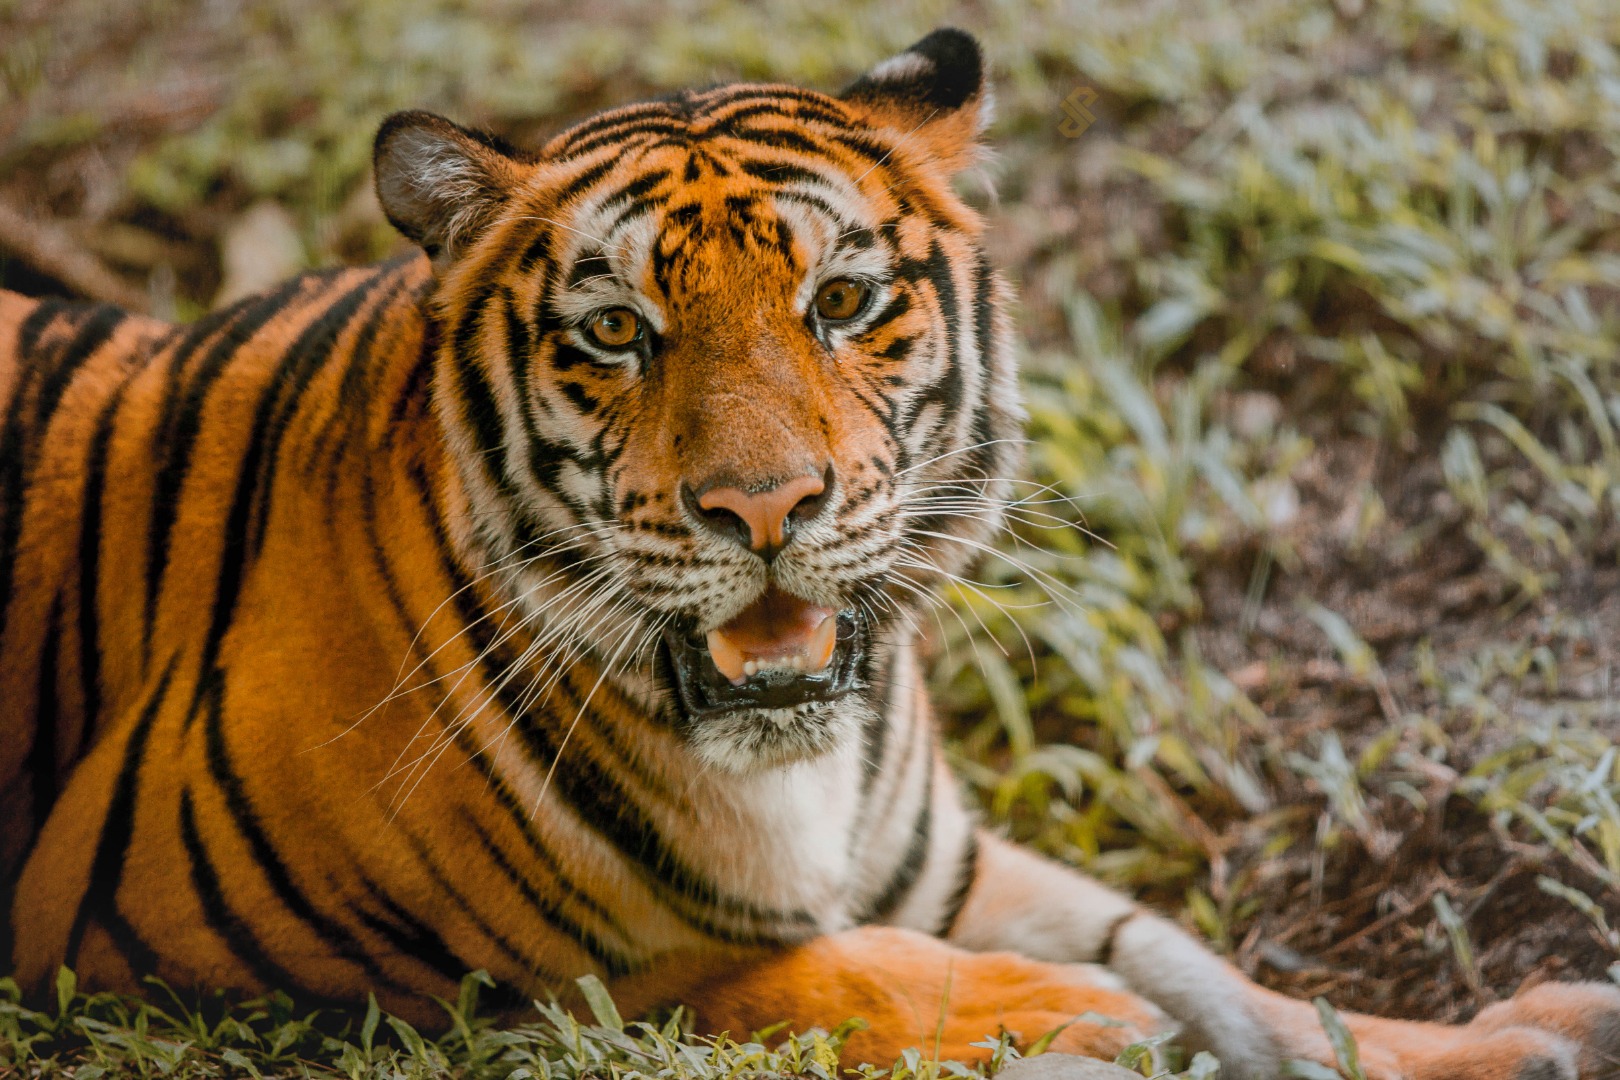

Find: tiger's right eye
587;308;642;349
814;279;868;322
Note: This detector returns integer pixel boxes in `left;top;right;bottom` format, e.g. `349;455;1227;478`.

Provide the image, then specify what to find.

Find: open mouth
663;587;868;717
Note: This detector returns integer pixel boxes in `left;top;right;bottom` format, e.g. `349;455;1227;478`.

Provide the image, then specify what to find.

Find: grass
5;967;1181;1078
3;0;1620;1072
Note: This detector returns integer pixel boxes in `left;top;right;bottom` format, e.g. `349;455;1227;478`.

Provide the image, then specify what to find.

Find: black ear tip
909;28;983;76
910;28;983;110
843;26;985;113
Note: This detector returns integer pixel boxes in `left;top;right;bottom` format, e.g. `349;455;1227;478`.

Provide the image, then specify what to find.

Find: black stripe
504;681;812;942
502;289;540;442
451;314;518;502
0;304;122;647
75;385;125;746
861;659;896;789
559;381;598;414
15;298;68;355
830;131;895;167
518;228;552;273
724;125;827;156
353;872;472;994
599;168;670;211
701;87;850;127
178;274;384;733
556;157;622;205
935;832;979;938
899;239;963;436
740;158;832;189
64;661;176;972
198;671;415;994
862;762;934;922
247;271;390;557
774;190;859;231
463;811;636;977
555;103;678;146
966;253;1000;479
1095;910;1141;966
558;120;685;163
54;304;125;370
869;290;914;340
177;785;323;998
29;596;63;832
143;278;308;657
313;269;412;472
397;826;568;991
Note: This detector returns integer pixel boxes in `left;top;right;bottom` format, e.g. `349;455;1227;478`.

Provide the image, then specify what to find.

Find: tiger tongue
704;588;838;685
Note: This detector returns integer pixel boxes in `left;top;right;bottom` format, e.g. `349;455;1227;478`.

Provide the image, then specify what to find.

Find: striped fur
3;29;1617;1078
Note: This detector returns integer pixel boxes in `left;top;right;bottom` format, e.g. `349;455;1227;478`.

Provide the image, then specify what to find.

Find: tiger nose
684;469;832;558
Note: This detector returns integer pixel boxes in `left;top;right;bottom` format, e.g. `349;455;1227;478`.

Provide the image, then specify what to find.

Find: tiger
2;27;1616;1078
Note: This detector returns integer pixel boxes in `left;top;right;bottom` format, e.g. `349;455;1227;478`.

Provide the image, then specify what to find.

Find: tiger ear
373;110;527;268
839;28;991;174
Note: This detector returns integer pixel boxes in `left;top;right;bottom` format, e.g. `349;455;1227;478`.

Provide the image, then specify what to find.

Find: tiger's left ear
839;28;991;174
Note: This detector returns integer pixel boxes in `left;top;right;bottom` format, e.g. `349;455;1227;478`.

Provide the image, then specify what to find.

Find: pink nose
690;472;829;556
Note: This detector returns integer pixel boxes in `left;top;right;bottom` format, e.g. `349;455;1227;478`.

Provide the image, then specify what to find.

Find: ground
2;0;1617;1075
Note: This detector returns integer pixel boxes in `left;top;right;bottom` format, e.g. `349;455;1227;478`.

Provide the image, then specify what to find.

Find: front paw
1458;983;1620;1080
1351;982;1620;1080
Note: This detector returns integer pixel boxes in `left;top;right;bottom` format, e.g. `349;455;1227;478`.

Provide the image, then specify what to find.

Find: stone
997;1054;1145;1080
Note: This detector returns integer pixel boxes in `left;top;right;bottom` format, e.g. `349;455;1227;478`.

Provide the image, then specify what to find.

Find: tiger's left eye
814;279;868;321
588;308;642;349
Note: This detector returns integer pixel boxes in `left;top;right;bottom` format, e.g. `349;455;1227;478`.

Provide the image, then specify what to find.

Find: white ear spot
863;52;935;86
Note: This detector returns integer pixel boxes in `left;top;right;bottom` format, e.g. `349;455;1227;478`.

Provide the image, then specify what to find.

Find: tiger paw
1450;982;1620;1080
1332;982;1620;1080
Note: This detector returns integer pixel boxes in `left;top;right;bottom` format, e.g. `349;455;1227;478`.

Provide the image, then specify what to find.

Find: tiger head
374;29;1023;771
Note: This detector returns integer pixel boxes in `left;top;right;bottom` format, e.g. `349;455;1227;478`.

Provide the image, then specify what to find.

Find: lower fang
744;660;759;677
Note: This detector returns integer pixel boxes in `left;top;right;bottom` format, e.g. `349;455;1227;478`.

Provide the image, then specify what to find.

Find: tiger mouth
663;587;869;717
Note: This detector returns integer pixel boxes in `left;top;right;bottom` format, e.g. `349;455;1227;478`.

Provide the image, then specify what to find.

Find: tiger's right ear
839;28;991;174
373;110;527;269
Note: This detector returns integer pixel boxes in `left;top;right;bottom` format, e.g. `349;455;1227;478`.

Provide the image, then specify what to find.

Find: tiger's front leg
948;833;1620;1080
663;925;1166;1067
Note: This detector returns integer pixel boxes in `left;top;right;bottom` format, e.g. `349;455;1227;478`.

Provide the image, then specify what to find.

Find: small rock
1253;476;1301;531
214;201;304;308
1229;391;1283;440
998;1054;1144;1080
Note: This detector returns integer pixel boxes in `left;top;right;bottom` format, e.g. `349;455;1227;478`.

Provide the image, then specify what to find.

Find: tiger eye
588;308;642;349
814;279;867;321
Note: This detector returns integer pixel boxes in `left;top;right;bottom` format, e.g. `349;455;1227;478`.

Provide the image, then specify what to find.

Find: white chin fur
686;700;869;773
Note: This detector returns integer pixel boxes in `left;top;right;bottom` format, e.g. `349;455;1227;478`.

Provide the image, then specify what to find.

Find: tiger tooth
705;630;748;685
807;612;838;672
744;659;759;678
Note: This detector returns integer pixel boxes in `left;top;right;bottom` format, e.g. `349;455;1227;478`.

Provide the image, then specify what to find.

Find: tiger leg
949;833;1620;1079
670;926;1165;1066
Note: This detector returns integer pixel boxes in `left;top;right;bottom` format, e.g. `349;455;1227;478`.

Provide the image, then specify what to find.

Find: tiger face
374;30;1022;771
